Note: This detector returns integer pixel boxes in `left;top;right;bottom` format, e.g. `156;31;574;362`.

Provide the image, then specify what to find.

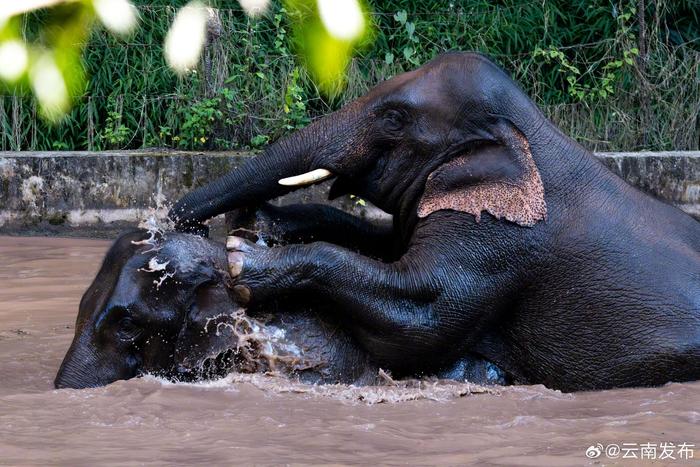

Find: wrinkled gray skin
55;229;505;389
170;52;699;391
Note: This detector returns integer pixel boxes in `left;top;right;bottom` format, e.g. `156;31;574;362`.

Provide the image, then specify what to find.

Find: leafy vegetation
1;0;698;152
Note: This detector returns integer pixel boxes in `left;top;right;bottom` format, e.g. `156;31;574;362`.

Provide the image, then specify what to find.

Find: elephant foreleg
226;237;489;373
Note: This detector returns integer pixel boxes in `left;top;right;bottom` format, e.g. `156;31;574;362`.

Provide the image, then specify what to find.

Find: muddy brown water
0;236;698;465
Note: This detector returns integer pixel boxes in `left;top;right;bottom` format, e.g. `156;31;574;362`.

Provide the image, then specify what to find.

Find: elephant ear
418;123;546;227
174;282;241;372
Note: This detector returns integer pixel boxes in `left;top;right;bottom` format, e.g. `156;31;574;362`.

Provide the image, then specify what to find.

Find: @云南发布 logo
586;444;603;459
585;442;695;460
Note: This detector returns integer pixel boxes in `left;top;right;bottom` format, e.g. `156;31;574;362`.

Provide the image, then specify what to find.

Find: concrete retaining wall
0;150;698;237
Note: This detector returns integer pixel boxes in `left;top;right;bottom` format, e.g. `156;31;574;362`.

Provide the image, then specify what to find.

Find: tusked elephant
169;52;700;392
54;229;505;389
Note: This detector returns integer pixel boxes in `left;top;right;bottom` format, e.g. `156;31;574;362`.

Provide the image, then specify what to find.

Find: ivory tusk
278;168;333;186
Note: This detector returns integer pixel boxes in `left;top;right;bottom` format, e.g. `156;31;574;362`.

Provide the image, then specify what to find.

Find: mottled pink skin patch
418;128;547;227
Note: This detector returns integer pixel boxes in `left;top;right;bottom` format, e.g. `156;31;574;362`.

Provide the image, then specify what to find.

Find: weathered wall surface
0;150;698;237
597;152;700;218
0;151;379;237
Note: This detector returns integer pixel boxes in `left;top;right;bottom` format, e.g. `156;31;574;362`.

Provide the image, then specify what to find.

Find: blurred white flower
29;53;69;120
0;40;29;82
317;0;364;41
93;0;138;35
164;1;208;74
238;0;270;17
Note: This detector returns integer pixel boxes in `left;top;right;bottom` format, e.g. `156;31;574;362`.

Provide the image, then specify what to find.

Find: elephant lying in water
170;52;700;391
54;229;506;389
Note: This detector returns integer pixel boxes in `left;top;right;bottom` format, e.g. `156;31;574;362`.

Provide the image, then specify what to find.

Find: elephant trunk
54;345;101;389
168;108;357;231
54;335;132;389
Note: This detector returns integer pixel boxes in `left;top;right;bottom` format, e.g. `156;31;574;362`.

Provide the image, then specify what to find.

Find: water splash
131;193;174;252
137;257;174;289
198;308;315;377
146;372;497;405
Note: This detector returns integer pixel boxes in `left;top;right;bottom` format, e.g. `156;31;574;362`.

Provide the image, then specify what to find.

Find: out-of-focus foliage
0;0;143;121
285;0;374;96
0;0;371;120
0;1;96;121
1;0;698;152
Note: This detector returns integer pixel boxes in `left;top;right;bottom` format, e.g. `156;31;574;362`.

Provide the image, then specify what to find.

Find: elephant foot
438;356;510;386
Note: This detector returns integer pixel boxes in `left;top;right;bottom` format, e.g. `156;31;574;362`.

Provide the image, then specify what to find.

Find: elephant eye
382;109;405;131
117;316;142;342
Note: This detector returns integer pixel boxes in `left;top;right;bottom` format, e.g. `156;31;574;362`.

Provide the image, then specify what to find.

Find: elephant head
54;230;241;388
169;52;550;233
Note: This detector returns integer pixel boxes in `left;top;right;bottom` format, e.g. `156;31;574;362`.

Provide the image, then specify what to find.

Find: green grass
1;0;698;152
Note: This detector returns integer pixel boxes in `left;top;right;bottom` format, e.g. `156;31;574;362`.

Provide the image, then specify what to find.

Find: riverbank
1;150;698;237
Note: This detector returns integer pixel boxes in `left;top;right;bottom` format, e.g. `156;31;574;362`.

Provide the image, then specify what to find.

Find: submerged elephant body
55;230;505;389
168;52;699;391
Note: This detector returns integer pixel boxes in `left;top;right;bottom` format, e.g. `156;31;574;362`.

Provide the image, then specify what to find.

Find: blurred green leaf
284;0;374;97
